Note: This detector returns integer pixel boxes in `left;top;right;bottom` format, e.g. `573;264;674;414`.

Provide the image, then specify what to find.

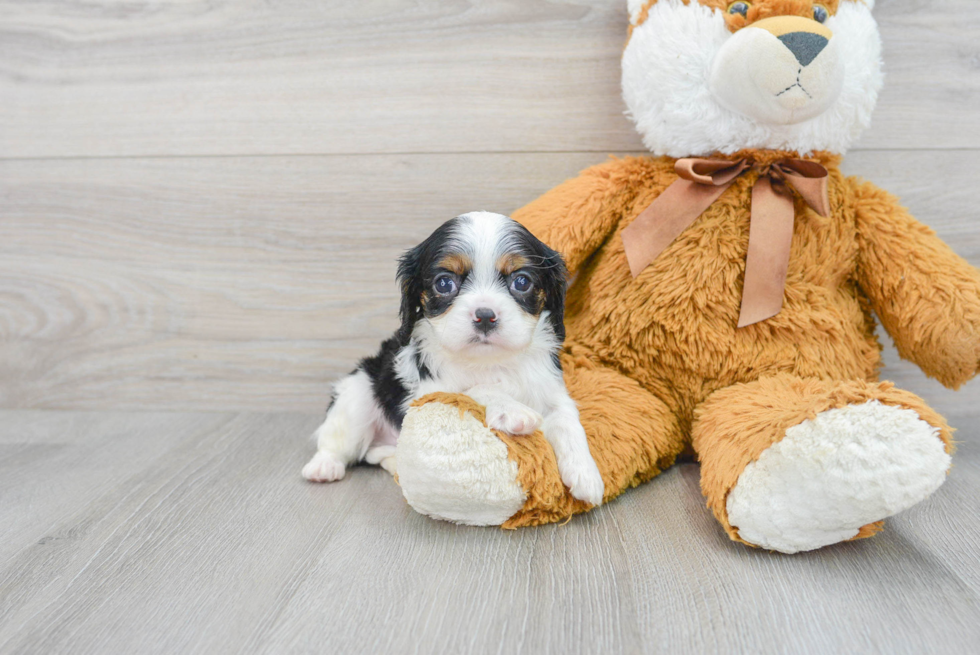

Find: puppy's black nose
778;32;828;67
473;307;497;334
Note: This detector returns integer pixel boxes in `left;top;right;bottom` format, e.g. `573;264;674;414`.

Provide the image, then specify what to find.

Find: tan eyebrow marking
437;254;472;275
497;254;529;276
534;288;546;314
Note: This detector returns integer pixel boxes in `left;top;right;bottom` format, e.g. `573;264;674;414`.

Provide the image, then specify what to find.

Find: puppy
302;211;604;505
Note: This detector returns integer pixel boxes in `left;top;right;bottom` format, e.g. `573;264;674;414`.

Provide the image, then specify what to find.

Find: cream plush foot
396;400;527;526
726;400;952;554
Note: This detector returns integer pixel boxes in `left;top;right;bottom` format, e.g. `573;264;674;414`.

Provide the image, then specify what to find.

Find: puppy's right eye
510;274;532;294
433;275;457;296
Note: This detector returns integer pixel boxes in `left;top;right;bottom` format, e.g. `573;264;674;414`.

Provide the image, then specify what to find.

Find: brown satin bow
621;157;830;327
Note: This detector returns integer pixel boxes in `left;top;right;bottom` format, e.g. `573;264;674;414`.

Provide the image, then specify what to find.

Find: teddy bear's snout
708;14;844;126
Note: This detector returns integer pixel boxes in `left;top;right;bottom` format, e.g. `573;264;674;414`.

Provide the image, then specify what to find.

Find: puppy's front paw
485;402;542;436
560;457;605;506
302;451;346;482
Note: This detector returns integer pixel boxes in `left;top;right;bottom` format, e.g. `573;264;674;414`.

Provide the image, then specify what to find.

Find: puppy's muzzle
473;307;498;335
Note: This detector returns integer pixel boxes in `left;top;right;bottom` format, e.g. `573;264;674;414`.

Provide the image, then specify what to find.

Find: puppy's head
397;212;567;360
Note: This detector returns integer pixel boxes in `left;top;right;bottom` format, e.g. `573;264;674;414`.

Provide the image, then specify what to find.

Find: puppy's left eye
813;4;829;23
510;274;532;294
433;275;457;296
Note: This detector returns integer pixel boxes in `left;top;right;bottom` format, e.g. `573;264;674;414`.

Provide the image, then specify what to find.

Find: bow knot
621;156;830;327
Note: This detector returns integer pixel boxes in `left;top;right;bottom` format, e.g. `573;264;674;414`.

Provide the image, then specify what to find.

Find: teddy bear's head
623;0;882;157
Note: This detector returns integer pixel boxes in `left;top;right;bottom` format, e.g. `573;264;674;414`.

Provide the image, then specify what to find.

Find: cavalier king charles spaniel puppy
302;211;604;505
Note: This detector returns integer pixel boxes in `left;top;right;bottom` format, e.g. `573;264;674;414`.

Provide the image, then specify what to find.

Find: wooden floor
2;0;980;653
1;408;978;654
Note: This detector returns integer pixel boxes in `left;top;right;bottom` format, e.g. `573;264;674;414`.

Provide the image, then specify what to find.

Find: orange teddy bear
394;0;980;553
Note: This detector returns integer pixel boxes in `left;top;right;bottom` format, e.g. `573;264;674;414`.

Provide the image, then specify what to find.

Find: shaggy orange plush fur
411;151;978;538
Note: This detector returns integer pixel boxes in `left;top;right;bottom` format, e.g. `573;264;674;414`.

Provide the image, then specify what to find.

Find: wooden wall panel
2;151;978;410
1;0;978;158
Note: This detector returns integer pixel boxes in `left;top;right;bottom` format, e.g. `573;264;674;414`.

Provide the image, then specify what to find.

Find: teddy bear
392;0;980;553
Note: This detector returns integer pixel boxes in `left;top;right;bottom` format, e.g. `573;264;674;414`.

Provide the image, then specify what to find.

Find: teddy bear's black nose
778;32;828;67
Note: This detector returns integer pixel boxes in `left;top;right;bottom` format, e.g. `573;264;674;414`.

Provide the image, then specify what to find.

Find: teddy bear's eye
813;4;829;23
727;1;750;16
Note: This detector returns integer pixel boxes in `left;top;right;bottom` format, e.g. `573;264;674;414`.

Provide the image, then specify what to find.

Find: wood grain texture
1;0;978;158
0;152;598;410
2;0;979;652
3;150;980;411
0;409;977;654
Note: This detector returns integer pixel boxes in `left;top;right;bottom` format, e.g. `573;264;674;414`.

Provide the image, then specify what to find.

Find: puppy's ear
396;243;426;341
396;217;458;341
538;242;569;344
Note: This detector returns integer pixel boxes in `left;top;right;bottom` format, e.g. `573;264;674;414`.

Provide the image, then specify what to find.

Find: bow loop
675;158;749;186
770;158;831;218
620;155;831;327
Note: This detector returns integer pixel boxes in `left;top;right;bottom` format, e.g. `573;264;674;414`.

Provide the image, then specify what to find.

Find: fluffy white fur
303;212;604;506
302;370;399;482
726;401;951;554
622;0;883;156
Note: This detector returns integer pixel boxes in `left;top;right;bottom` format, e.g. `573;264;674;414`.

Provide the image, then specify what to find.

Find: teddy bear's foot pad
726;400;951;554
397;401;527;526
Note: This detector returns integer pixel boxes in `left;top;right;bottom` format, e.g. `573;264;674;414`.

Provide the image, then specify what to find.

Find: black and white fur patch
302;211;604;505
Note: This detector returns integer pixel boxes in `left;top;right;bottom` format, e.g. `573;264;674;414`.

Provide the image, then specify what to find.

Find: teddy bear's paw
302;451;347;483
559;455;605;506
396;400;527;526
726;400;951;554
485;401;543;436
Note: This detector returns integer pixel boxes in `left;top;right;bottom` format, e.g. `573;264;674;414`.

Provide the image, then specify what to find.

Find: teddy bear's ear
627;0;649;26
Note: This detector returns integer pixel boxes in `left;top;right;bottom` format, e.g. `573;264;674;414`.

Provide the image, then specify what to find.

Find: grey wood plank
0;152;598;412
0;410;232;563
0;409;976;655
0;0;977;158
3;150;980;412
0;412;337;655
616;461;980;655
256;502;646;655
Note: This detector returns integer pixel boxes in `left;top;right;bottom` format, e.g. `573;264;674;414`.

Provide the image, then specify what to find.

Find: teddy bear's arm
512;161;631;274
851;177;980;389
